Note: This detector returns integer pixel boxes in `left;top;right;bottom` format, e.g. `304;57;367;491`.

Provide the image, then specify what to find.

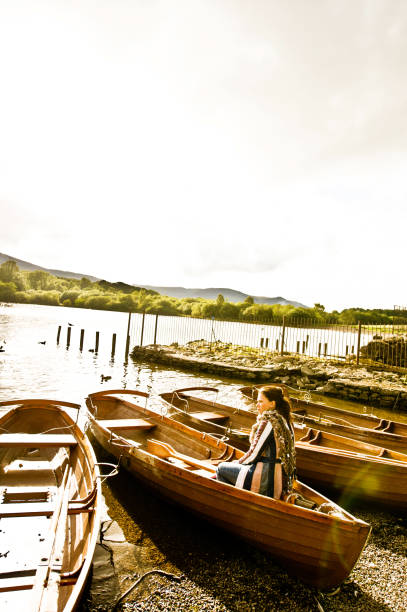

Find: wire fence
128;313;407;371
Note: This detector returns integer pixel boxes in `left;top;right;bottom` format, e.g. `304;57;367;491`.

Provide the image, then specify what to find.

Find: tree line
0;260;405;326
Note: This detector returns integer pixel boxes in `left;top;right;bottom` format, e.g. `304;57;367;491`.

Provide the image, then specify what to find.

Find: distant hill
0;252;307;308
0;252;99;282
136;285;308;308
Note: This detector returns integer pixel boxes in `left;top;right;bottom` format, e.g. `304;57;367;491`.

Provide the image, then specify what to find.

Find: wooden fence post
66;326;71;347
153;314;159;346
56;326;61;344
111;333;116;359
280;317;286;356
356;321;362;365
95;331;99;353
140;312;145;346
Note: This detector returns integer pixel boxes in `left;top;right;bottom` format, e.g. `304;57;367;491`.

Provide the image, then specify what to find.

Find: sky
1;1;406;312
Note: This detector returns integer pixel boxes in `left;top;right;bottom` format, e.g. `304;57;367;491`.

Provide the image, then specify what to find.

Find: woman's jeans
216;461;242;485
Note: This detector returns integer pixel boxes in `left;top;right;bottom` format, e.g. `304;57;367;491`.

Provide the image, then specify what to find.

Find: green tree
28;270;53;290
0;261;19;283
80;277;92;289
60;289;81;307
0;281;17;301
219;302;240;320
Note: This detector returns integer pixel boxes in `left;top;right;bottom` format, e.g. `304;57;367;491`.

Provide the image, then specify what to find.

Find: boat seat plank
1;487;52;503
98;418;155;431
0;502;55;517
0;434;77;447
0;576;34;593
189;411;229;423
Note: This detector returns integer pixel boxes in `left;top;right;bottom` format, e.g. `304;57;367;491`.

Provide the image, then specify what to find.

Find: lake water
1;302;404;419
0;303;241;404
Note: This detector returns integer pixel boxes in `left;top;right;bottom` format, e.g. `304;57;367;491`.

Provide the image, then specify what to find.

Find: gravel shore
83;471;407;612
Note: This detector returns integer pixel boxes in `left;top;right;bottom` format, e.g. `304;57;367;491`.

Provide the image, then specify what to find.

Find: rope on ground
113;569;183;608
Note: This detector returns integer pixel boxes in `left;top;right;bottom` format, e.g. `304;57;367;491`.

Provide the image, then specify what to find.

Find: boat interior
295;426;407;461
88;392;238;475
239;385;407;436
0;401;98;611
160;389;254;441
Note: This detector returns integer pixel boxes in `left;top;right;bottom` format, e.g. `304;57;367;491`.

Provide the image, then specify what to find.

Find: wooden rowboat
86;388;370;590
240;385;407;452
0;399;104;612
160;387;407;510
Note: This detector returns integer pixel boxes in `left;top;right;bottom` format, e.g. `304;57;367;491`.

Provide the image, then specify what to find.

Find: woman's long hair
258;385;293;426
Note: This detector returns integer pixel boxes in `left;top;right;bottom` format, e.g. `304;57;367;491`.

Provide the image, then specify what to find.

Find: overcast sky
1;1;406;311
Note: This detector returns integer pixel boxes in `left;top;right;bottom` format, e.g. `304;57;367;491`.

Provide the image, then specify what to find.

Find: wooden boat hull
160;388;407;510
0;399;101;612
86;389;370;590
240;385;407;453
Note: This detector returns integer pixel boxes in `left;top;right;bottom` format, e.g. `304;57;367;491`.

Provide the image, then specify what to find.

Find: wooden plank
30;466;71;611
189;411;228;423
39;472;71;611
0;502;55;517
1;487;50;502
0;573;36;593
0;434;77;447
98;418;155;431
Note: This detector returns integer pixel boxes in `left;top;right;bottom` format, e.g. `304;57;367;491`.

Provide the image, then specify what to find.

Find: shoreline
131;342;407;412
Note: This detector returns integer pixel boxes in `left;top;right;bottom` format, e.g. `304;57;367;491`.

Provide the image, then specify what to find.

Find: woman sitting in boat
215;385;296;499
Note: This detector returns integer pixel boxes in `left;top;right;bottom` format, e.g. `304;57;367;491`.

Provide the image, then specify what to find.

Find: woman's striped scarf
250;410;296;492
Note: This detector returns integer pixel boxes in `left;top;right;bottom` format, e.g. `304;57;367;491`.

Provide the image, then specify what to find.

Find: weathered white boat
0;399;103;612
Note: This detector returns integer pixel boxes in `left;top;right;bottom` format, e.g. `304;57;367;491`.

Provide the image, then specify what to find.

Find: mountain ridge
135;285;308;308
0;252;99;282
0;252;308;307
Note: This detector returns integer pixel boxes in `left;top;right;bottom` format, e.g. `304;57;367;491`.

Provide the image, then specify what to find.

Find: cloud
0;1;406;311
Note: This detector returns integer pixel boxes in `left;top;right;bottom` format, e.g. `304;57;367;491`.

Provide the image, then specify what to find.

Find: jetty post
67;326;71;348
79;329;85;351
95;331;99;353
111;333;116;359
56;325;61;344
